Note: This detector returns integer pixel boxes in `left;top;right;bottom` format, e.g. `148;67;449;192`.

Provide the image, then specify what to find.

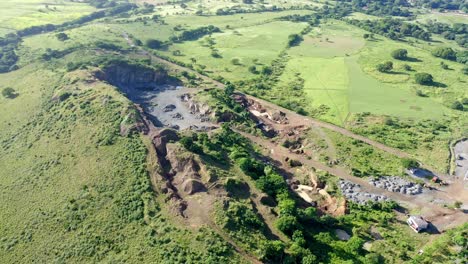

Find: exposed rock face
182;179;206;195
153;129;179;157
95;63;168;90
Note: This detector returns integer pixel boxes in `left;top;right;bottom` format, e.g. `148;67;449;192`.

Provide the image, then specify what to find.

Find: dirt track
125;47;466;233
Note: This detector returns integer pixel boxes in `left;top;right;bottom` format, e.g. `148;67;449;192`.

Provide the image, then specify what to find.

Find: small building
407;215;429;233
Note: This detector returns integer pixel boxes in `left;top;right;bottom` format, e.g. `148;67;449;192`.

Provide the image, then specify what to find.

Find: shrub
259;240;285;262
462;66;468;75
145;39;163;49
231;58;241;65
261;66;272;75
1;87;16;98
415;72;433;85
276;215;299;236
56;32;69;41
403;64;412;71
376;61;393;73
401;158;419;169
451;101;464;111
248;65;258;74
391;49;408;60
461;98;468;105
287;34;303;47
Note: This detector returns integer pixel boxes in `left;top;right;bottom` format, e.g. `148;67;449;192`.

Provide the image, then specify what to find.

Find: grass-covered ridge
0;59;242;262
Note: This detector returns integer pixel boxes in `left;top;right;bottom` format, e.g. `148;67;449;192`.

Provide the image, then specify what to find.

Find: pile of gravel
339;180;390;205
369;176;422;195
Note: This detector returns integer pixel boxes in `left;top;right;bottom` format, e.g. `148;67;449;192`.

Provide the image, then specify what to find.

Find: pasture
159;20;308;81
274;20;463;125
0;0;96;35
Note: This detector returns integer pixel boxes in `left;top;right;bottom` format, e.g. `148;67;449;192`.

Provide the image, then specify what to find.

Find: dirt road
123;47;466;231
237;130;466;232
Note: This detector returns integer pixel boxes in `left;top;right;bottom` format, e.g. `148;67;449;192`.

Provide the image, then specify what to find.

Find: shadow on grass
403;57;422;62
429;82;447;88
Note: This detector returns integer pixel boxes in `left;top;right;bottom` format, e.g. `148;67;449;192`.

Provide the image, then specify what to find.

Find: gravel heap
369;176;423;195
339;180;390;205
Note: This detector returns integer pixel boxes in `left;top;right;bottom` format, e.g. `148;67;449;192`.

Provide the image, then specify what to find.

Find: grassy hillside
0;58;242;262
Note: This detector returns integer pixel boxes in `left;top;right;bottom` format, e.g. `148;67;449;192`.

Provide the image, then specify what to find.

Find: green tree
259;240;285;262
276;215;299;236
415;73;433;85
391;49;408;60
248;65;258;74
401;158;419;169
145;39;163;49
376;61;393;73
432;47;456;60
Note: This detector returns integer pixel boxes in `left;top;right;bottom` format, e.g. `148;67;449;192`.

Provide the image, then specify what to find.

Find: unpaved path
122;46;466;232
237;130;466;232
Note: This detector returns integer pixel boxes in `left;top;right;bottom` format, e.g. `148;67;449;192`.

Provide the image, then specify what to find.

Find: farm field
0;0;96;35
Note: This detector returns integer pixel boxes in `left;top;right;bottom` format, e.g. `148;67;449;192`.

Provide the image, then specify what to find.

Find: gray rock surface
338;180;390;205
369;176;422;195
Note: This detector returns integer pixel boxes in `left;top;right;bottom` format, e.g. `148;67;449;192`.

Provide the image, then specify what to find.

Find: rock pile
369;176;422;195
339;180;390;205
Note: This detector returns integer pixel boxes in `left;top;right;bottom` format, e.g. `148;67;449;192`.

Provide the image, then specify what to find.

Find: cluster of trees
169;25;220;43
84;0;117;9
432;47;468;65
337;0;412;17
414;0;468;12
0;34;20;73
348;18;431;41
424;21;468;48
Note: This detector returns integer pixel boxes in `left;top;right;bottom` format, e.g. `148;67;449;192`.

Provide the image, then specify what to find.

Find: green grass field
273;20;464;125
415;11;468;25
0;0;96;35
159;20;308;81
0;54;242;262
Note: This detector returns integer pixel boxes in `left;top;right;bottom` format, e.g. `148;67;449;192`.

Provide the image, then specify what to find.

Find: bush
432;47;457;60
1;87;16;98
248;65;258;74
403;64;412;71
414;72;433;85
231;58;241;65
391;49;408;60
287;34;303;47
56;32;69;41
376;61;393;73
145;39;163;49
276;215;299;236
401;158;419;169
451;101;464;111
